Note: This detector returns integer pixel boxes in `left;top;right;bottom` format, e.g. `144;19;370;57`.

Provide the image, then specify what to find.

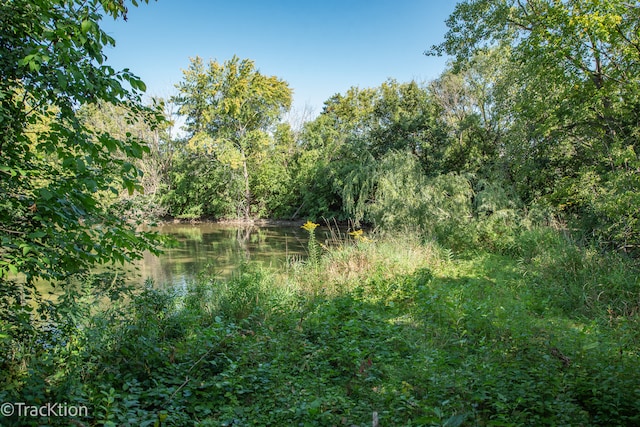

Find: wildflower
349;229;372;243
348;229;364;238
301;220;320;266
301;220;319;232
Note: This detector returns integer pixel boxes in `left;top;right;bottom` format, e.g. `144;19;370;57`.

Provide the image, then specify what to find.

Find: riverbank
161;217;306;227
157;215;360;230
2;226;638;426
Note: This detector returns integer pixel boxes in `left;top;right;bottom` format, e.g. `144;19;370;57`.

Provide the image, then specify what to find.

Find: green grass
2;228;639;426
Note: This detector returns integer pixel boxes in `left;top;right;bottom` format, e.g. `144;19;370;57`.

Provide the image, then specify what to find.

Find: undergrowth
1;227;639;426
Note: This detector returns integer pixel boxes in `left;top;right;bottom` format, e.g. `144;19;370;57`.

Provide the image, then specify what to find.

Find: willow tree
173;56;292;219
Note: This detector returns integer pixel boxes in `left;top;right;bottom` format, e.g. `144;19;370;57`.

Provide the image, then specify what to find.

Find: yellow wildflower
348;229;364;238
301;220;319;232
349;229;372;243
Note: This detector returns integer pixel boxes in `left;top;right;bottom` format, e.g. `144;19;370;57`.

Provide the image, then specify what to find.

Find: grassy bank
2;228;639;426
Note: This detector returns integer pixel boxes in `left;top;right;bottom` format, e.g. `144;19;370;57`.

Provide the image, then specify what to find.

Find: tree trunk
242;156;251;220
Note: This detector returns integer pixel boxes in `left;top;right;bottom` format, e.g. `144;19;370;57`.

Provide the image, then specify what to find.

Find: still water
131;223;310;287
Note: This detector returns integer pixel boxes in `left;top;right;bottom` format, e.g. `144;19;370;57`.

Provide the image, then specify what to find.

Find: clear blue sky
101;0;457;115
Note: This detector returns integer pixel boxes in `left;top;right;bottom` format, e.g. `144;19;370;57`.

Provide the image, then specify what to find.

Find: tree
293;87;377;220
430;0;640;252
428;48;510;177
0;0;159;340
295;81;449;221
173;56;292;219
251;123;300;218
163;149;242;219
370;80;448;170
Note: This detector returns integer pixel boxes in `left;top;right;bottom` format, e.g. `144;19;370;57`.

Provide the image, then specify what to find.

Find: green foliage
77;99;176;219
4;0;640;424
292;80;453;221
0;0;162;379
431;0;640;253
369;80;451;172
162;152;242;219
515;230;640;319
340;147;525;254
1;0;159;280
290;145;345;220
428;48;509;178
4;232;638;426
249;123;300;218
172;56;292;219
578;146;640;252
301;221;320;267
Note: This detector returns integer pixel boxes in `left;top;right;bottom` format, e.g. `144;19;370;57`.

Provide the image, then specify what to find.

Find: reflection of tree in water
136;224;311;287
174;227;203;242
235;225;258;261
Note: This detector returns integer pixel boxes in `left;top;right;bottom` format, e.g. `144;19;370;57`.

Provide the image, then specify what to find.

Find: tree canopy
172;56;292;219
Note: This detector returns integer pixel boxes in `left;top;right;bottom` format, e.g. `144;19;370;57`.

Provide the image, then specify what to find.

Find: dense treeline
73;1;639;256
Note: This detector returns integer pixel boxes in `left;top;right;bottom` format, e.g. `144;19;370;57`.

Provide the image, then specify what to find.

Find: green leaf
443;413;468;427
130;78;146;92
0;165;17;177
28;60;41;72
39;188;54;200
76;158;86;172
28;231;47;239
7;264;18;275
56;70;68;89
81;20;92;33
582;342;599;351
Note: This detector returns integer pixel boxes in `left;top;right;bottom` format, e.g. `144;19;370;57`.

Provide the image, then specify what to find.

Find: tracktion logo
1;402;89;418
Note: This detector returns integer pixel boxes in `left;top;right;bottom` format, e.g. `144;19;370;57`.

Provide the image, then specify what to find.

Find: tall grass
291;231;440;296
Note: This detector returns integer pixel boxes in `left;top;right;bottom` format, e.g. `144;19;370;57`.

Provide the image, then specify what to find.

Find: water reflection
130;223;309;288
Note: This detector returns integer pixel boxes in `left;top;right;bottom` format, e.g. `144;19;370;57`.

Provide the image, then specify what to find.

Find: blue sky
101;0;457;115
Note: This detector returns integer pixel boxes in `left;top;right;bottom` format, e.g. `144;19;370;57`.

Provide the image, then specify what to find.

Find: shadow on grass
4;253;639;426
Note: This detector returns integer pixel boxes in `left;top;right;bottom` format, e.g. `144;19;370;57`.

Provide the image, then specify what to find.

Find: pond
131;223;312;287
